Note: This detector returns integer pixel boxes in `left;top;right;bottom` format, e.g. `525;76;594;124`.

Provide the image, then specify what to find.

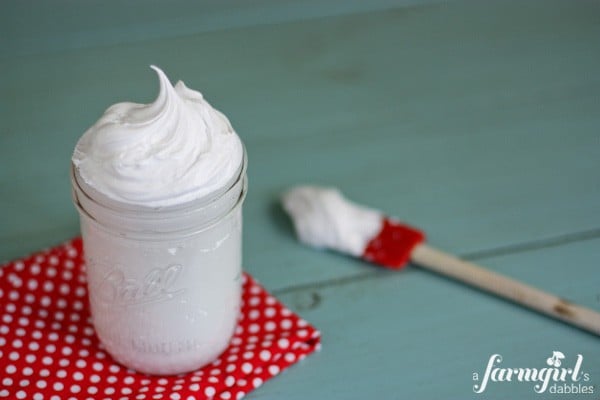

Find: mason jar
71;149;247;375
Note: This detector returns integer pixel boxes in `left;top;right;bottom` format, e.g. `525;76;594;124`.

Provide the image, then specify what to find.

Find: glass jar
71;149;247;375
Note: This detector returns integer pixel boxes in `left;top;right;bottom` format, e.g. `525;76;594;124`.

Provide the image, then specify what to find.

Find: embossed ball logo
92;264;185;306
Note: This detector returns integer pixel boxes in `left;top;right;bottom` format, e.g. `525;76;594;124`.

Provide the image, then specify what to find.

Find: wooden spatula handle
410;243;600;336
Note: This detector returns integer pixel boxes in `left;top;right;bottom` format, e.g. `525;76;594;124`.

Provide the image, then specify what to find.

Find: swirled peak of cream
281;186;383;256
72;66;243;207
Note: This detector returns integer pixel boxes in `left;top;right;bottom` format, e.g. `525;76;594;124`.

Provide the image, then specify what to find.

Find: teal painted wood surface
1;0;599;398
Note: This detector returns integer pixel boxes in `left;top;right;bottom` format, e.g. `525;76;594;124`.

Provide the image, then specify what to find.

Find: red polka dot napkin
0;238;321;400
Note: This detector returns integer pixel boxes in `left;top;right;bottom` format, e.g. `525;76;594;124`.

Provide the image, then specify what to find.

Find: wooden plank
0;0;445;58
1;0;599;295
256;238;600;399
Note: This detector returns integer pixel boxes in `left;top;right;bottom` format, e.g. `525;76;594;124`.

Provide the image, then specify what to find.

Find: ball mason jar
71;149;247;375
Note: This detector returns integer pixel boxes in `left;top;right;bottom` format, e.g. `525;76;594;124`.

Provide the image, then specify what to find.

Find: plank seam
272;228;600;295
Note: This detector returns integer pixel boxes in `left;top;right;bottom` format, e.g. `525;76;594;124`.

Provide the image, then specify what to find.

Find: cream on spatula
282;185;600;336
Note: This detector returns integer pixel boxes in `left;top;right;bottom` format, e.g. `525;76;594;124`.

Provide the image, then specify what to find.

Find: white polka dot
124;376;134;384
204;387;216;397
249;284;261;294
189;383;200;391
225;376;236;387
248;324;260;334
43;281;54;292
9;351;19;361
92;362;103;371
268;365;280;375
264;307;276;317
87;386;98;395
40;369;50;377
107;375;117;383
105;387;115;395
25;354;36;363
28;341;40;351
122;388;133;395
2;378;12;386
27;279;38;290
277;338;290;349
249;297;260;306
243;351;254;360
36;380;47;389
22;367;33;376
284;353;296;362
59;284;70;295
226;364;236;373
31;264;41;274
70;384;81;393
227;354;238;362
248;310;260;320
297;329;308;337
169;394;181;400
152;378;164;386
280;319;292;329
253;377;263;388
62;270;73;280
75;359;86;368
16;390;27;399
58;358;69;367
57;370;67;378
241;362;252;374
8;274;23;287
259;350;271;361
90;374;101;383
220;391;231;399
53;382;64;391
61;346;72;356
12;339;23;348
264;321;276;331
73;371;84;381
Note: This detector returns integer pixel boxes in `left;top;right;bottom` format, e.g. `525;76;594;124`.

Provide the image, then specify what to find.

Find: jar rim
72;146;247;215
71;146;247;236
